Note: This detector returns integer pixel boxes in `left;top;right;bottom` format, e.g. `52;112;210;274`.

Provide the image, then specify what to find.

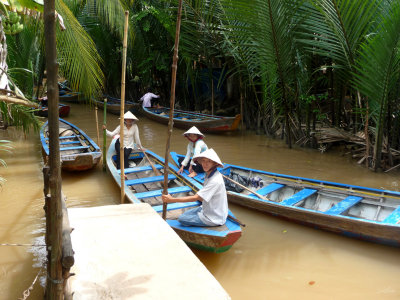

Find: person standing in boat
177;126;208;178
162;148;228;227
102;111;143;169
139;89;160;108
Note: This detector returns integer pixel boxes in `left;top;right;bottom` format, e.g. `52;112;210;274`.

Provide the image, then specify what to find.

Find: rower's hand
102;125;106;130
188;165;193;174
162;194;173;203
177;166;184;174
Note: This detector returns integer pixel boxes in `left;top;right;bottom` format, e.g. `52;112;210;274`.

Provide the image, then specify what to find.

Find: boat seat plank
117;164;163;174
382;206;400;224
153;201;199;213
60;141;81;145
126;174;176;186
135;186;192;199
256;183;285;196
324;196;363;215
280;188;317;206
46;135;77;140
60;145;89;151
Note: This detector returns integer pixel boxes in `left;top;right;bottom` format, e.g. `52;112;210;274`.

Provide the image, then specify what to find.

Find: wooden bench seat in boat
152;201;199;213
126;174;176;186
135;186;192;199
256;183;285;196
280;188;317;206
324;196;363;215
60;141;81;145
46;135;77;140
382;206;400;224
60;145;90;151
117;164;163;174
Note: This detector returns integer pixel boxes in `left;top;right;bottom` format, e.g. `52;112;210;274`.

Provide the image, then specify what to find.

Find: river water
0;102;399;299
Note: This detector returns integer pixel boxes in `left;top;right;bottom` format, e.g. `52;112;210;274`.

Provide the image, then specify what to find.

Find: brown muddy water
0;102;399;299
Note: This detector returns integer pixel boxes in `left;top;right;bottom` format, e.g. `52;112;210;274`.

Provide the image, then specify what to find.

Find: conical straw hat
183;126;204;137
123;111;138;120
193;148;223;167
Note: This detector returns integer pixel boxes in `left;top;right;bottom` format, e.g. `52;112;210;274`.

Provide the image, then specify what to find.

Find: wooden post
163;0;184;219
120;11;129;204
103;98;107;171
44;0;63;297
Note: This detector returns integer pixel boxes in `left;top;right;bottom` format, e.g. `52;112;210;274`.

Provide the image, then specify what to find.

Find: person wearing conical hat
162;148;228;227
177;126;208;178
102;111;143;169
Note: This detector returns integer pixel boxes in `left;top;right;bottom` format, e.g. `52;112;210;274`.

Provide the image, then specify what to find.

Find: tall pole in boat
120;11;129;204
163;0;183;219
103;98;107;171
43;0;63;297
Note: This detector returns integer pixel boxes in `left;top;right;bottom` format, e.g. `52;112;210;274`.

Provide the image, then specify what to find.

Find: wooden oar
140;148;162;176
227;215;246;227
221;174;268;201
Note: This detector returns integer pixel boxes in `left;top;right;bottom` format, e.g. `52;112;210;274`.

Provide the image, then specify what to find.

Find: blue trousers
178;206;208;226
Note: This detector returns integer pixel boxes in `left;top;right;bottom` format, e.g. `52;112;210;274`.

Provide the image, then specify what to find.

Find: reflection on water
0;102;399;299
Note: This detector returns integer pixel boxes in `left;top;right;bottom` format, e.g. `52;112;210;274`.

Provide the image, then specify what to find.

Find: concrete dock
68;203;230;299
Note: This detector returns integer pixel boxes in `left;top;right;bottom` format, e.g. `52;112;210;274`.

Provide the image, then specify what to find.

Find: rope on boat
0;243;46;247
19;266;43;300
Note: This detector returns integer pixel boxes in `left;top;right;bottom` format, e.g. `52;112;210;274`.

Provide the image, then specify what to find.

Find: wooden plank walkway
68;204;230;300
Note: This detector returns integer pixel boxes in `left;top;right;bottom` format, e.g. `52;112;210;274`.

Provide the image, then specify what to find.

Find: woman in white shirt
103;111;143;169
177;126;208;178
162;148;228;227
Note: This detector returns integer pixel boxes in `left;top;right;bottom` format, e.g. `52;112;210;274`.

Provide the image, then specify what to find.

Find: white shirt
106;124;142;149
181;140;208;167
197;170;228;226
140;92;160;108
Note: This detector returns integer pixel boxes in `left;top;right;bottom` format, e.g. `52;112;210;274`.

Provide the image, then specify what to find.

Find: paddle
227;215;246;227
221;174;268;201
140;148;162;176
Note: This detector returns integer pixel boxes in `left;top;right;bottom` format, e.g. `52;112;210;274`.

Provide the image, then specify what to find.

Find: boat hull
170;152;400;247
142;107;241;133
40;118;101;172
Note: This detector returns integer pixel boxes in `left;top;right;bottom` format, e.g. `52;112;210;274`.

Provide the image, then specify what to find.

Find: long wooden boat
59;91;82;103
170;152;400;247
93;95;139;115
35;103;70;118
141;106;241;133
106;139;242;253
40;118;101;171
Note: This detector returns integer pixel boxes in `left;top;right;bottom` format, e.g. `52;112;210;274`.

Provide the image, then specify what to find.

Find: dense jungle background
2;0;400;172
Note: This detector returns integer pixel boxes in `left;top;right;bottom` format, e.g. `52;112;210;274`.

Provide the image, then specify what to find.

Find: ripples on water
0;102;399;299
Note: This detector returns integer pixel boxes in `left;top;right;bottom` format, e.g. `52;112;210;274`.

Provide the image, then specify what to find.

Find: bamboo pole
95;105;100;147
163;0;184;220
120;11;129;204
43;0;63;297
103;98;107;171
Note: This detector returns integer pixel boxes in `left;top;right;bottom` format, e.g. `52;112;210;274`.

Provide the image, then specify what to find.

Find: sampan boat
141;106;241;133
170;152;400;247
106;139;242;253
35;103;70;118
40;118;101;171
93;95;139;115
59;91;82;103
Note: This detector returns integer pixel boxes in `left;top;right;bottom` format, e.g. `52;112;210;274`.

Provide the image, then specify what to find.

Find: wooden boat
40;118;101;171
59;91;82;103
170;152;400;247
93;95;139;115
141;106;241;133
35;103;70;118
106;139;242;253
